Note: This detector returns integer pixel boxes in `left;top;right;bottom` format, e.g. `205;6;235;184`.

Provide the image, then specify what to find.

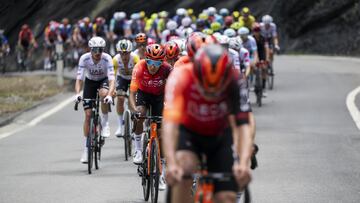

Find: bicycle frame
147;121;162;176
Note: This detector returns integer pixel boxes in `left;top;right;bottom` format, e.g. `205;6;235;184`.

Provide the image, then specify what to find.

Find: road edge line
346;86;360;130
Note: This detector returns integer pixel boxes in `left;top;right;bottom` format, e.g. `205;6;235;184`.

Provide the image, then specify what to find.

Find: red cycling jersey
163;63;251;136
173;55;191;69
130;59;172;95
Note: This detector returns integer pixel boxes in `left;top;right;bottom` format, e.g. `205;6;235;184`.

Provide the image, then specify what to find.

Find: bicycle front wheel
124;110;132;159
150;140;160;203
142;133;150;201
87;119;95;174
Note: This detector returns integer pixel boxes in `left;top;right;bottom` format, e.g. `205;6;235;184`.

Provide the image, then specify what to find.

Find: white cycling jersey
76;52;115;81
239;47;250;72
113;52;139;80
229;48;240;70
260;22;277;39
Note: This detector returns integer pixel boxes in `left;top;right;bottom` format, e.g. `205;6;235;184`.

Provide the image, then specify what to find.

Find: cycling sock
84;136;87;149
134;133;142;151
118;113;123;126
102;113;109;125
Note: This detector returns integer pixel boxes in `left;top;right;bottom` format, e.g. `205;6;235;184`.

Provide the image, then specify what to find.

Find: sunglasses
146;59;162;67
91;47;104;54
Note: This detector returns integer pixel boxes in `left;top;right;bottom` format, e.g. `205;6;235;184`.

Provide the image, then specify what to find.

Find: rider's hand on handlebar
74;94;82;103
104;95;113;104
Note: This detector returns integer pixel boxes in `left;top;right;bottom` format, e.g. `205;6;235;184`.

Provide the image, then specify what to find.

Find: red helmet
96;17;105;24
252;22;261;32
186;32;207;58
165;41;180;60
193;44;233;95
135;33;147;43
145;44;165;60
224;16;234;27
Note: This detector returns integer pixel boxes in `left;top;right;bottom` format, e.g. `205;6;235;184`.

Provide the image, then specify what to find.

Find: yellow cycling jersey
113;52;140;80
239;15;256;30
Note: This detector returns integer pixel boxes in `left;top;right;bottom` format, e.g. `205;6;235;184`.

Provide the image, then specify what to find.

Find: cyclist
79;17;94;43
173;8;187;27
253;23;270;97
113;39;139;137
164;41;180;66
133;32;147;59
178;17;194;38
129;13;143;37
0;29;10;55
238;7;256;31
74;36;115;163
93;17;108;39
161;20;180;44
260;14;280;74
129;43;172;190
157;11;170;37
44;21;59;70
163;44;252;203
17;24;38;62
238;27;258;76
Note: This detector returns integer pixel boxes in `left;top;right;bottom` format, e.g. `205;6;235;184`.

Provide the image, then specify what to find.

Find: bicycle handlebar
74;98;113;112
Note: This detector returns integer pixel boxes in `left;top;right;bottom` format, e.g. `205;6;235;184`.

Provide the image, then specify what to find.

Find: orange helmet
145;44;165;60
165;41;180;60
193;44;233;95
135;33;147;43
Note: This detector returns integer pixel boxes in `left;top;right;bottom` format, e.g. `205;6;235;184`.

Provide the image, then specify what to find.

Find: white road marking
0;96;74;140
346;86;360;130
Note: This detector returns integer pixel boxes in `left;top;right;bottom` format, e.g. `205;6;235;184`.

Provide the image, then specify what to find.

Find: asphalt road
1;55;360;203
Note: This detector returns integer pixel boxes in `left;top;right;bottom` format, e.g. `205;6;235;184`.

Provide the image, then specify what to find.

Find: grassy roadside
0;76;69;117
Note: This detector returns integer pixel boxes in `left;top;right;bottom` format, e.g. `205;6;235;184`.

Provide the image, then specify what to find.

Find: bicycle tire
267;64;274;90
87;119;95;174
125;111;132;157
123;111;130;161
255;68;263;107
150;140;160;203
94;117;102;169
142;133;150;201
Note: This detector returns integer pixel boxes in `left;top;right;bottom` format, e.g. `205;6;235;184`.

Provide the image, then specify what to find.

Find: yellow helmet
151;13;158;20
199;13;208;20
242;7;250;15
230;22;242;30
210;22;221;32
232;11;240;18
139;11;146;18
187;8;194;15
202;28;213;35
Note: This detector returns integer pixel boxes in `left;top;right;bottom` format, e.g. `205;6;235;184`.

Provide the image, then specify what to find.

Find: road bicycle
117;90;133;161
166;154;251;203
136;112;162;203
74;90;108;174
254;61;268;107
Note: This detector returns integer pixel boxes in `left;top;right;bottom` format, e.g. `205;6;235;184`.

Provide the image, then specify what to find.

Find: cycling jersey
18;29;34;48
45;27;58;43
110;19;129;36
130;59;172;96
93;23;108;38
163;64;251;136
59;24;72;42
228;48;240;70
260;22;277;42
173;55;190;68
242;36;257;58
113;52;140;80
254;35;268;61
76;52;115;81
0;35;8;47
239;15;256;30
161;29;180;44
239;48;250;72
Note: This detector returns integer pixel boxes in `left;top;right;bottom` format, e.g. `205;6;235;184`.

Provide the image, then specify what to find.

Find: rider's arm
106;56;116;97
129;63;141;111
75;79;83;95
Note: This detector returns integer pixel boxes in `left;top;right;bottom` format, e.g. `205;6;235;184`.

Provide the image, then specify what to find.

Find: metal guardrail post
55;43;64;87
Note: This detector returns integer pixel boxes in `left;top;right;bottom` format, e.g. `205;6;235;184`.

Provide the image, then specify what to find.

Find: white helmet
116;39;133;52
223;28;236;38
217;35;230;45
219;8;229;16
262;15;273;24
181;27;194;38
176;8;187;16
114;12;126;21
167;20;178;31
229;37;242;51
207;7;217;16
181;17;192;27
88;36;106;48
238;27;250;36
131;13;140;20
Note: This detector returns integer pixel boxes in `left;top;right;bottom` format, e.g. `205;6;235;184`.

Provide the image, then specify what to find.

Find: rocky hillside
1;0;359;57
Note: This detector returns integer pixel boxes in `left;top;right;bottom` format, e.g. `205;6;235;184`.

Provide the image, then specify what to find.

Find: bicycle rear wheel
255;68;263;107
142;133;150;201
124;110;132;159
150;140;160;203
